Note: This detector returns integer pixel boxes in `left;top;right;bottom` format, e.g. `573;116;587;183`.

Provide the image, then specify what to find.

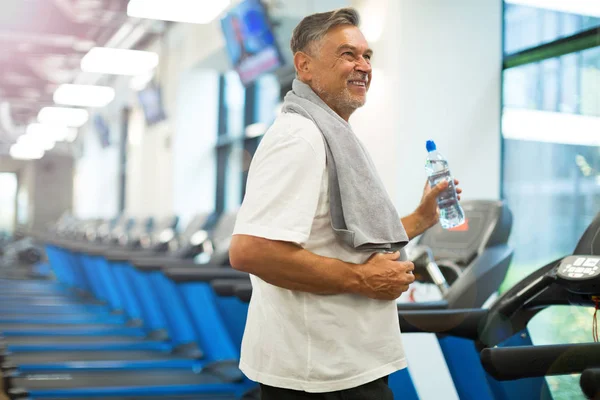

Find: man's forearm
401;212;429;240
230;235;362;295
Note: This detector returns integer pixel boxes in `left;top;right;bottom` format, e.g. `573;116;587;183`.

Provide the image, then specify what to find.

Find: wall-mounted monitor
221;0;284;86
137;83;167;126
93;114;110;148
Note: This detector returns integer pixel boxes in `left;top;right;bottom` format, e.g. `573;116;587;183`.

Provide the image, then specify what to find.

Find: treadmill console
556;255;600;295
418;200;512;266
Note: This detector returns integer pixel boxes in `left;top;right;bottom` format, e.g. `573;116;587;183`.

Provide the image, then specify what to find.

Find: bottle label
428;170;457;207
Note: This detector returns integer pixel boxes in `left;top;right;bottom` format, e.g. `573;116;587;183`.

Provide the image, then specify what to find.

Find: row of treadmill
0;200;598;399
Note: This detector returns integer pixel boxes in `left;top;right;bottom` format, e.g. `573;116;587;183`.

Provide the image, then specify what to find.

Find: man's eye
342;52;354;57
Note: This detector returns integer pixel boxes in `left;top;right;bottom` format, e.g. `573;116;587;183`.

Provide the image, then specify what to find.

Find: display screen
138;84;166;126
221;0;284;86
93;114;110;148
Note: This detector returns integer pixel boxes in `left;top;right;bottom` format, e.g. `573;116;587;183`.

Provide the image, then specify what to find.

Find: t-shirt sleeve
233;126;325;247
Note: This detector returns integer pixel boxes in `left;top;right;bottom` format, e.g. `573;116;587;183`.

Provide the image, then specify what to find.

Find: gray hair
290;8;360;55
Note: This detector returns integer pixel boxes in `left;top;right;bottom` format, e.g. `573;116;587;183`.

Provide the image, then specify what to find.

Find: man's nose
355;57;372;74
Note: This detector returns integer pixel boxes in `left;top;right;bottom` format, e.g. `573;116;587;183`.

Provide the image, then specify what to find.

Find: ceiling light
65;129;78;142
505;0;600;17
18;133;55;151
27;123;76;142
10;144;44;160
127;0;231;24
81;47;159;76
54;84;115;107
38;107;89;128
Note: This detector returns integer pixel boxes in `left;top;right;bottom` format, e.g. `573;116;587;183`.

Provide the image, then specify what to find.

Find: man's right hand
356;251;415;301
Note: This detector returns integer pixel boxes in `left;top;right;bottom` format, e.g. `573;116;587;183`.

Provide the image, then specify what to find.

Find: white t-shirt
233;112;407;393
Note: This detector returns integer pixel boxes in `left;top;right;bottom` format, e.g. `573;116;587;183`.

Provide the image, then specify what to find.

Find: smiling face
294;25;373;121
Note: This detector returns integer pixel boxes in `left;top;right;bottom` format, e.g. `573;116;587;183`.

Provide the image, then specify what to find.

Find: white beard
311;79;366;115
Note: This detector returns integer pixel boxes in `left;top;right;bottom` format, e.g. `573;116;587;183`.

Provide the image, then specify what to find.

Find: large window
502;46;600;270
504;2;600;54
215;72;281;214
501;2;600;398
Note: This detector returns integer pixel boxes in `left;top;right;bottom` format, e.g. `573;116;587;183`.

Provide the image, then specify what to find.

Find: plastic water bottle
424;140;465;229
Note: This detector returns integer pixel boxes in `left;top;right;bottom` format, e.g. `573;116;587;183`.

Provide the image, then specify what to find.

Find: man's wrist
401;211;428;240
342;260;365;295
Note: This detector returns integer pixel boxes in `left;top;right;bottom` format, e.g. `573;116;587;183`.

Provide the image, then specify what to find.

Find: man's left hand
415;178;462;231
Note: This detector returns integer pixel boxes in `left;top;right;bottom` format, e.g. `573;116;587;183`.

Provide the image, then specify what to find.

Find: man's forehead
336;43;373;55
321;25;371;52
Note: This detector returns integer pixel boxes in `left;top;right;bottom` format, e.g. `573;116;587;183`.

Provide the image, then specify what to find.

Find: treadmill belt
0;300;96;306
0;313;104;318
0;323;121;330
11;369;229;389
6;350;186;364
2;336;150;345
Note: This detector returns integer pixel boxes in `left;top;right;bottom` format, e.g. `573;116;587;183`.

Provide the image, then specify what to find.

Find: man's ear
293;51;312;82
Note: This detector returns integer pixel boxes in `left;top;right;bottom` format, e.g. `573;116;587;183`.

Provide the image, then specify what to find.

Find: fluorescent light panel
81;47;159;76
10;144;44;160
38;107;89;128
54;84;115;108
127;0;231;24
504;0;600;17
502;107;600;147
65;129;78;142
18;133;55;151
27;123;76;142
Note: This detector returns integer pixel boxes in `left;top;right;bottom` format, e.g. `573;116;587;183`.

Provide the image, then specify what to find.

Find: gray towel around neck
281;79;409;253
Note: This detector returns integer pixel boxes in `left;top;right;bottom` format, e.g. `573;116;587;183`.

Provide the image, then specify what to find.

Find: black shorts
259;376;393;400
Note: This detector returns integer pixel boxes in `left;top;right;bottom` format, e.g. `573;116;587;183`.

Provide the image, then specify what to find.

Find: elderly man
230;7;460;400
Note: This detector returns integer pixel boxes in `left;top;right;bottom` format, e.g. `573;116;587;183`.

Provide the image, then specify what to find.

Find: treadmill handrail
398;308;487;340
103;249;158;262
476;258;560;347
396;300;449;310
234;283;253;303
66;243;114;255
132;258;199;269
164;267;249;283
211;279;252;297
480;342;600;381
581;368;600;400
408;245;449;295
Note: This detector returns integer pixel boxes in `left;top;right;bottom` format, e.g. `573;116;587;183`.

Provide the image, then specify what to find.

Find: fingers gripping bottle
425;140;465;229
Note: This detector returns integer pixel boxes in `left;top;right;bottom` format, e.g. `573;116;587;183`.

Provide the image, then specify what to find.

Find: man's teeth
349;81;366;86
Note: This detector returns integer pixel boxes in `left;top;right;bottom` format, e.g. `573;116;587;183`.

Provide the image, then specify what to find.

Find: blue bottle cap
426;140;437;152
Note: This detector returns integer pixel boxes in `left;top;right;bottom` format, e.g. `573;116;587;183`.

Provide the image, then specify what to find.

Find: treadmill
0;217;143;335
4;268;255;400
0;215;204;353
225;211;600;400
0;219;149;340
393;210;600;400
0;217;164;328
0;213;230;362
397;199;513;310
3;214;260;399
